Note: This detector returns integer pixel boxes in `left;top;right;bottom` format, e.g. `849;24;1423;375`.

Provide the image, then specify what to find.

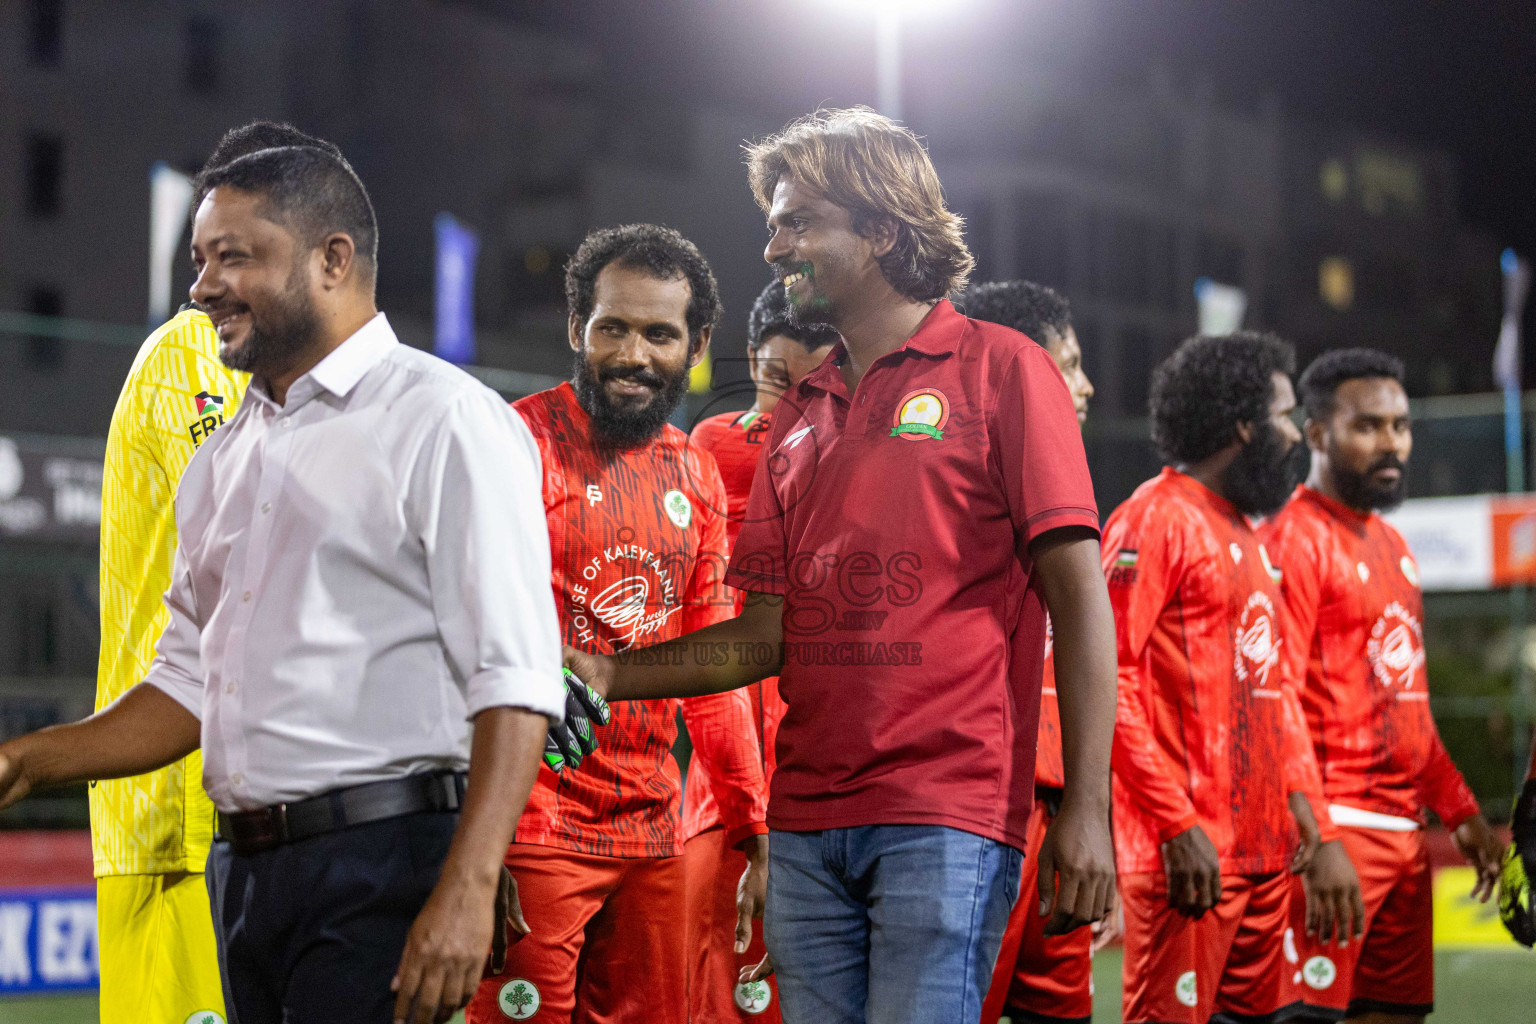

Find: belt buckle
270;802;290;844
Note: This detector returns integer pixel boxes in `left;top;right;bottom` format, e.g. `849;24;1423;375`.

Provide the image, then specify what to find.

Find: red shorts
980;799;1093;1024
683;826;780;1022
1287;824;1433;1018
1121;869;1295;1024
466;843;685;1024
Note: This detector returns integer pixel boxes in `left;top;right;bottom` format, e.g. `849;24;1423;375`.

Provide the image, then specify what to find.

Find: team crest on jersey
663;489;692;529
1401;555;1420;586
1259;544;1281;583
1234;591;1282;692
890;388;949;441
1368;601;1425;690
499;978;541;1018
1303;955;1337;990
184;1012;226;1024
188;391;228;446
1175;970;1198;1007
734;979;773;1014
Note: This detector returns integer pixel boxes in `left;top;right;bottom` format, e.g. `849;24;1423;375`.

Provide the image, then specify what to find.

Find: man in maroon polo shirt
566;107;1117;1024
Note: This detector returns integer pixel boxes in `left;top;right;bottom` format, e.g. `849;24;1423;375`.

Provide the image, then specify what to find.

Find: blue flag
434;212;479;365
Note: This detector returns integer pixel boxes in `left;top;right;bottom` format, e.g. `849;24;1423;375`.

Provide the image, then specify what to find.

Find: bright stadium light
831;0;976;121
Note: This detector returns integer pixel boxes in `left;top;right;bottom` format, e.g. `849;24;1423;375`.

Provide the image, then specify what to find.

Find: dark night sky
501;0;1536;254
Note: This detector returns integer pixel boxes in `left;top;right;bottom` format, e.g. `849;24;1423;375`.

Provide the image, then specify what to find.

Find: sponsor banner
0;435;104;544
0;886;99;994
1432;866;1508;947
1385;493;1536;591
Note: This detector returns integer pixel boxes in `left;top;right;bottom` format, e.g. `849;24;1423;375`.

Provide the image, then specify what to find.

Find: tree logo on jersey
184;1013;226;1024
499;978;540;1018
890;388;949;440
1303;955;1337;990
1234;591;1282;692
1175;970;1198;1007
734;979;773;1014
1368;601;1425;690
664;488;692;529
1401;555;1420;586
188;391;228;446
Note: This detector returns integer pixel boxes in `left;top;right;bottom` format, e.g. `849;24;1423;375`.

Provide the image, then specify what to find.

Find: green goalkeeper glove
1499;778;1536;946
542;667;612;774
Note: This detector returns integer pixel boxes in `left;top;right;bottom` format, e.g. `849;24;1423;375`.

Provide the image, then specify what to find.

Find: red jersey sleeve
1415;731;1480;829
1103;504;1200;842
992;345;1100;544
1262;523;1338;841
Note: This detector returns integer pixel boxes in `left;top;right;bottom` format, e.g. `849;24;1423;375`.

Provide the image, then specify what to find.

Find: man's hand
1160;825;1221;918
485;865;530;977
1301;841;1363;945
1453;813;1504;903
1038;803;1117;936
0;746;34;812
563;646;615;701
1288;791;1322;875
542;667;611;774
1091;892;1122;951
392;871;499;1024
735;834;769;954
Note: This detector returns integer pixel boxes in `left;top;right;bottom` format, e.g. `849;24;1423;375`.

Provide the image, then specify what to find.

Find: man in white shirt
0;145;565;1024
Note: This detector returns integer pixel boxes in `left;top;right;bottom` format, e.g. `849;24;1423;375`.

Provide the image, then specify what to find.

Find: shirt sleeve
725;415;792;596
1105;505;1201;842
992;345;1100;546
681;690;769;846
1416;730;1481;830
1264;525;1338;841
411;389;565;722
142;540;208;720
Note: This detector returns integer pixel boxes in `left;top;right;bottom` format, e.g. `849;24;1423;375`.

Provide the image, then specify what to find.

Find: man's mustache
598;365;666;390
1367;454;1406;474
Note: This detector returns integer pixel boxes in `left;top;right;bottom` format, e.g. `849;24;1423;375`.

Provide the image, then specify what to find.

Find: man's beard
778;261;836;329
572;352;690;450
1330;451;1409;512
1223;421;1301;517
217;262;321;375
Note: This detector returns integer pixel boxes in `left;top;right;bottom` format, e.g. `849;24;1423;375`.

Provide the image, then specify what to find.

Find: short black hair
1298;348;1407;421
195;145;378;286
748;279;839;351
959;280;1072;344
565;224;721;344
194;122;343;211
1150;331;1296;465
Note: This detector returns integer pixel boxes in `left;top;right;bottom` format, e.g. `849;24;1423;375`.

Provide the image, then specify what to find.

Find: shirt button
242;590;251;602
231;772;244;785
225;680;237;694
261;502;271;514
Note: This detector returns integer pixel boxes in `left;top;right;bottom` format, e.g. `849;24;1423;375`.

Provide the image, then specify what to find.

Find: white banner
148;162;194;327
1385;495;1493;592
1195;278;1246;337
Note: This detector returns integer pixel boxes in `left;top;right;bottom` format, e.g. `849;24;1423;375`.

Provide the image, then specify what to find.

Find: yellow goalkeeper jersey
92;307;248;876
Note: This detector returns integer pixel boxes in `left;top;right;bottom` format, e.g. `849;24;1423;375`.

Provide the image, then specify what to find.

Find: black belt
216;771;467;855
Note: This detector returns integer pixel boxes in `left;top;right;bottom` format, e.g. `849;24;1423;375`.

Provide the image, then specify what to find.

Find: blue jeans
763;825;1023;1024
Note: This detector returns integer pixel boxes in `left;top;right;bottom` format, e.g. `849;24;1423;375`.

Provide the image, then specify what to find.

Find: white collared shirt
144;313;564;811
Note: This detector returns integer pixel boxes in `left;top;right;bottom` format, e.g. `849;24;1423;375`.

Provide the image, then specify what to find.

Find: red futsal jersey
1104;468;1322;876
684;410;786;842
1260;486;1479;828
726;301;1099;849
514;384;768;857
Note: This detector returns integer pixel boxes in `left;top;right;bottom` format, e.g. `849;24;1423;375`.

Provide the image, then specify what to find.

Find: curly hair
565;224;721;345
744;106;973;302
959;280;1071;343
1298;348;1406;421
748;279;840;352
1150;332;1296;465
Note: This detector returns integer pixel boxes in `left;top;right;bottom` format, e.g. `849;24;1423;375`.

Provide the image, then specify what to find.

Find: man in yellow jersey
94;121;343;1024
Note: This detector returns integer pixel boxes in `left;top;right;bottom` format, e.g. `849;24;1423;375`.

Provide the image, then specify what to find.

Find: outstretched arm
0;683;200;808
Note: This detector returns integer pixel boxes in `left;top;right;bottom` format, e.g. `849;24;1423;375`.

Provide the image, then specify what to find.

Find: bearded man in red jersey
683;278;836;1023
1262;348;1502;1023
963;280;1100;1024
467;225;769;1024
1104;333;1360;1024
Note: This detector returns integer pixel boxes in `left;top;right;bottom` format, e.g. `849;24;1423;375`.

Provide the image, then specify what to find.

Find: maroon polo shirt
724;299;1099;849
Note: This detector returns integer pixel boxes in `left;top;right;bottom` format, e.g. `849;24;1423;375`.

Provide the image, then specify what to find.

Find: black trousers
206;811;457;1024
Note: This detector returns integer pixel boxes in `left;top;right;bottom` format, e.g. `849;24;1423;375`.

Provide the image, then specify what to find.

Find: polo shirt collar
798;300;962;399
307;312;398;398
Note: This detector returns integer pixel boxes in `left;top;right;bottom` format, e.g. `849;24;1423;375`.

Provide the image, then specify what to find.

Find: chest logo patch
1368;600;1425;690
663;489;692;529
891;388;949;441
1234;591;1282;692
1401;555;1419;586
1357;562;1371;583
